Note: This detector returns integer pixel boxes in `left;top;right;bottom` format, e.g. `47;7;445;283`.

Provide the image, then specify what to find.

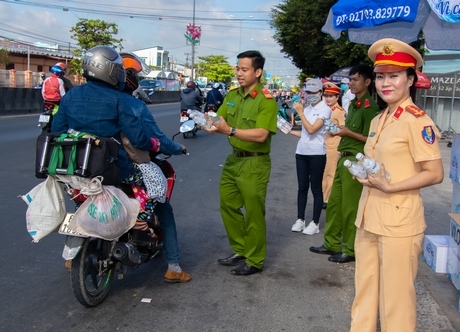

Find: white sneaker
302;221;320;235
291;219;305;232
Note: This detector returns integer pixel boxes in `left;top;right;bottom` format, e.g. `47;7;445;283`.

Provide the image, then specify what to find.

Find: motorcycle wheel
183;133;188;139
70;238;115;307
192;128;197;137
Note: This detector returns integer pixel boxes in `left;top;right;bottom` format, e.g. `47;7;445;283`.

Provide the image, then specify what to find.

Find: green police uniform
217;83;277;269
324;92;379;256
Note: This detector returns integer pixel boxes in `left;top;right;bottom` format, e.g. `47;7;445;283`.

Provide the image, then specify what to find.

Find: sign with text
424;72;460;97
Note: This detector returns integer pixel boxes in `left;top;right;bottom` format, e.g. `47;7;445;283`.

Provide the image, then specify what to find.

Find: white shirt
295;100;331;156
341;89;355;114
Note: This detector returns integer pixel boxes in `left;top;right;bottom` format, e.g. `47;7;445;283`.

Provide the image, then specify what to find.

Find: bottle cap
343;159;351;167
356;153;364;160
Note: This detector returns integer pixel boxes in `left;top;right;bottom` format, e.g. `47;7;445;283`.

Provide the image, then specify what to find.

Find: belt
233;149;268;158
339;151;355;157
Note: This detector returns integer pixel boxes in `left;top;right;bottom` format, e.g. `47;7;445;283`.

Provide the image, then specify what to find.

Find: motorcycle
278;101;302;128
57;121;193;307
180;109;202;139
38;102;59;133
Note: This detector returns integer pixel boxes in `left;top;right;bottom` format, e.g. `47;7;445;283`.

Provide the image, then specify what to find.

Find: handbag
35;131;121;185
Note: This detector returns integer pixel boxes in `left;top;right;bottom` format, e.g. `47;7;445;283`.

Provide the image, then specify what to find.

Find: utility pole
190;0;196;81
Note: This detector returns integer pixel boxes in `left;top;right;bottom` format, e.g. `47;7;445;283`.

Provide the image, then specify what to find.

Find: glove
150;138;160;152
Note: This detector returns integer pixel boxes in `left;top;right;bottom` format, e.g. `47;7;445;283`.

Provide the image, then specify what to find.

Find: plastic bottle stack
207;111;221;124
356;153;391;180
344;159;368;179
323;118;339;133
187;109;207;127
277;115;293;134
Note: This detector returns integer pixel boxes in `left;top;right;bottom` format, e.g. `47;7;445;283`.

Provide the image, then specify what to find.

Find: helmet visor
120;52;151;77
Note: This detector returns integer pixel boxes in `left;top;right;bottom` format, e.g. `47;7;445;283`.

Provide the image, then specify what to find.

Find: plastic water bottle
343;159;368;179
277;115;293;134
356;153;391;180
322;118;339;133
187;109;207;127
207;111;221;124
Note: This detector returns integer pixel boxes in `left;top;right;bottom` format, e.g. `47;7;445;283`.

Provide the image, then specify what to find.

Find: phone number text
336;6;411;26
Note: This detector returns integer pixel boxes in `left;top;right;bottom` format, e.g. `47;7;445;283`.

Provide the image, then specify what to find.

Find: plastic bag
136;161;167;203
69;185;140;241
23;176;66;242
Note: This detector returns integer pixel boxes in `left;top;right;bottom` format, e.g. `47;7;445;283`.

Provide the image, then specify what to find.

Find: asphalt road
0;103;458;331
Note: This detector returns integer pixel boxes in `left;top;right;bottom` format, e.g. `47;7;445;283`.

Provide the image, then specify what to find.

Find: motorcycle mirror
179;120;195;133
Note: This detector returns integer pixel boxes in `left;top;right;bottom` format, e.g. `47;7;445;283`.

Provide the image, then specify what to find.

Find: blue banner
428;0;460;23
332;0;418;30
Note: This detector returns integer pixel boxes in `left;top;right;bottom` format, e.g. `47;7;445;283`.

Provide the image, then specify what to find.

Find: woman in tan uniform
321;83;346;209
350;39;444;332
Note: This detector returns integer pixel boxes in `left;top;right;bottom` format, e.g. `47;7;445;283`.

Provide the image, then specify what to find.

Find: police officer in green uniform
310;65;379;263
204;50;277;275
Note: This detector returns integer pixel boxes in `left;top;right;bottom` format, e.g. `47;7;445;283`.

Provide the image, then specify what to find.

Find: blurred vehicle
139;79;165;95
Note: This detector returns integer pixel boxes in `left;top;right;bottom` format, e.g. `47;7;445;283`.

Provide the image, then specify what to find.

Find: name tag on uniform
227;101;235;107
369;132;375;137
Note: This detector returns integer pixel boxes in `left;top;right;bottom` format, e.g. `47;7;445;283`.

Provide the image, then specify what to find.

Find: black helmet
82;46;125;89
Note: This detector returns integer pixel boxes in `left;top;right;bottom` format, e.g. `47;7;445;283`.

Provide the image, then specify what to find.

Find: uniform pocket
240;108;258;130
381;192;413;226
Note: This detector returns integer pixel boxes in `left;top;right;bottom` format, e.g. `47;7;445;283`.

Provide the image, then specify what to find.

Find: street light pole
230;15;253;54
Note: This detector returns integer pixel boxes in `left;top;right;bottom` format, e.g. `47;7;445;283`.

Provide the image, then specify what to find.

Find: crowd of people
44;37;443;330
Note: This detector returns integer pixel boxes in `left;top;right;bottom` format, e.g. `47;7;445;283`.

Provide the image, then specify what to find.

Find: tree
69;19;123;75
196;55;235;84
270;0;370;78
0;48;9;68
271;0;425;78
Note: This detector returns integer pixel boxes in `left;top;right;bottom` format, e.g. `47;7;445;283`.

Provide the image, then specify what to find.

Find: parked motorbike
278;101;302;128
58;121;192;307
38;102;59;133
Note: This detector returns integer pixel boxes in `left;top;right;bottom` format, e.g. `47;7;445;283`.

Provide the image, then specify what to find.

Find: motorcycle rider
204;83;224;113
41;65;66;108
119;51;191;282
180;81;203;112
55;62;74;92
52;46;191;283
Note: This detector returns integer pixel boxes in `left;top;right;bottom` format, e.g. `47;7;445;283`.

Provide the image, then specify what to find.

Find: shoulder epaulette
405;105;426;117
261;88;273;99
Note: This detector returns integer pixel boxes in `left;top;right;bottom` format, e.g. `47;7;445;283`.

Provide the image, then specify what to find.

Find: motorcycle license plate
180;116;188;123
38;114;50;123
58;213;88;237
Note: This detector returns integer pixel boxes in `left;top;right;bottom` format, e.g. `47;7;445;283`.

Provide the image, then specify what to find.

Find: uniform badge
227;101;235;107
251;90;258;98
369;132;375;137
355;100;362;108
364;99;371;108
421;126;435;144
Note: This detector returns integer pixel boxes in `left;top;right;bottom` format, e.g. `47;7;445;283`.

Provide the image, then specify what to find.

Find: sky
0;0;301;85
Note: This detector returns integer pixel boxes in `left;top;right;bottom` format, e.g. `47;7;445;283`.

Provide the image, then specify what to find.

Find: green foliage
270;0;425;78
0;48;9;67
69;19;123;75
149;65;162;71
196;55;235;84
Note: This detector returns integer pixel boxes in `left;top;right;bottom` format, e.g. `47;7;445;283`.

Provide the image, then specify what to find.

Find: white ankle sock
168;263;181;273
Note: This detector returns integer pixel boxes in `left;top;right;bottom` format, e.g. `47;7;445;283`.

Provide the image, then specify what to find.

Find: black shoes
309;244;339;255
231;263;262;276
322;202;327;209
328;252;355;263
217;253;246;266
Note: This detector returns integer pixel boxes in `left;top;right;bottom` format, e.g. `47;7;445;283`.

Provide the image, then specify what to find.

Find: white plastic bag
23;176;66;242
69;185;140;241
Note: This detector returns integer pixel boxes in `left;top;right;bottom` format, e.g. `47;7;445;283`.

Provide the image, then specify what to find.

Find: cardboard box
453;181;460;213
424;235;449;273
447;213;460;290
450;135;460;184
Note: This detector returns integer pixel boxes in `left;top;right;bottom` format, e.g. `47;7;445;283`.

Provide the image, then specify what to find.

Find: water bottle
187;109;207;127
356;153;391;180
343;159;367;179
276;115;293;134
322;118;339;133
67;128;81;138
208;111;221;124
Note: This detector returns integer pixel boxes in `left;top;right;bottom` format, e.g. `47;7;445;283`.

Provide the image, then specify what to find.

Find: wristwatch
229;127;236;136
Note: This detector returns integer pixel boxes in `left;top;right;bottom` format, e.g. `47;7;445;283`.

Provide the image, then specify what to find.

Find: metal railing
0;69;84;88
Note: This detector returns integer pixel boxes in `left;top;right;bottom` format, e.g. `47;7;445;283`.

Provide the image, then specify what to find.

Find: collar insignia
251;89;258;98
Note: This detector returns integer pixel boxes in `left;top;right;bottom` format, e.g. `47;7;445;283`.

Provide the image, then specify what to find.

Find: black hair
349;64;374;82
407;67;418;100
237;50;265;71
